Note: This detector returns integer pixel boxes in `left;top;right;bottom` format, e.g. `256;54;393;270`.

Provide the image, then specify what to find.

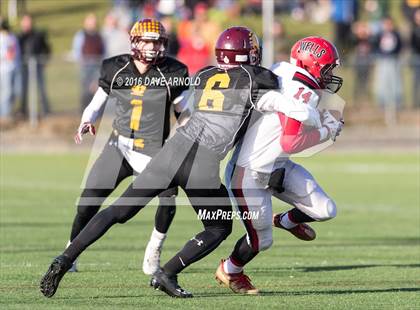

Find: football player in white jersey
215;36;344;294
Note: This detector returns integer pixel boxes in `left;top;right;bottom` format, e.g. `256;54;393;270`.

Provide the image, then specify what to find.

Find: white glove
322;110;344;142
303;104;322;128
74;122;96;144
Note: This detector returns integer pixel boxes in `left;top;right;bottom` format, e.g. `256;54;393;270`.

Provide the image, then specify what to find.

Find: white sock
149;228;167;247
223;258;243;274
280;212;298;229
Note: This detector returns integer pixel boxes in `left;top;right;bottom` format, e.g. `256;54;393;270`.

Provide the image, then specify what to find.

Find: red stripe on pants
231;166;259;252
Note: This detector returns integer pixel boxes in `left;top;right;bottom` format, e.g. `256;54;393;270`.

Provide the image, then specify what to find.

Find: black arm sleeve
251;67;280;105
98;59;113;94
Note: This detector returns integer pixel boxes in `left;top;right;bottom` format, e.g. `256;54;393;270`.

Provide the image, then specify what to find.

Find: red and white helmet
290;36;343;93
215;26;261;69
130;19;168;63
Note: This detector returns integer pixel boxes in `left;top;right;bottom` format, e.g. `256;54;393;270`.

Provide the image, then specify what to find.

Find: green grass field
0;152;419;309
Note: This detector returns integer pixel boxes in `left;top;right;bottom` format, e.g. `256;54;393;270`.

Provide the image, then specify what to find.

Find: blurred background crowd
0;0;419;128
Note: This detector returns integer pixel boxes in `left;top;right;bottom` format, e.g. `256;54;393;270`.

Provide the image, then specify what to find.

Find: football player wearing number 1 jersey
40;27;321;298
65;19;188;272
215;36;344;294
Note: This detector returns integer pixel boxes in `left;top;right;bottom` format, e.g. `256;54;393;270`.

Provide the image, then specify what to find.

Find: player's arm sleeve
256;90;321;128
80;87;108;124
279;113;329;154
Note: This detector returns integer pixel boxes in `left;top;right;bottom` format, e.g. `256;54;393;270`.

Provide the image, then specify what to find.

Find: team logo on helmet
291;36;343;93
298;41;327;59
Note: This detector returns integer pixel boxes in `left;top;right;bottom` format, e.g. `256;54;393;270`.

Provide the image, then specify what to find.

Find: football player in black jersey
40;26;321;298
65;19;188;272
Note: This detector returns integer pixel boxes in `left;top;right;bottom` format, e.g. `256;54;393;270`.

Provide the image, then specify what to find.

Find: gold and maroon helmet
130;19;168;63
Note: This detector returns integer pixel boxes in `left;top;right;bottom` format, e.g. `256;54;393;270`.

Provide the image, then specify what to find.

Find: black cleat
151;269;193;298
150;277;159;288
40;255;72;297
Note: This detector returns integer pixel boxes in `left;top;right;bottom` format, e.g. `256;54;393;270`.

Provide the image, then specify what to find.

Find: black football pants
69;135;176;242
64;133;232;275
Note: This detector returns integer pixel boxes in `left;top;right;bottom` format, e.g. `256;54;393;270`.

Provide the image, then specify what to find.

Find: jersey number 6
198;73;230;112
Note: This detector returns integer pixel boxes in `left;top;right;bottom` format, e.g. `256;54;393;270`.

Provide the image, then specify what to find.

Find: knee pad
326;199;337;220
315;199;337;221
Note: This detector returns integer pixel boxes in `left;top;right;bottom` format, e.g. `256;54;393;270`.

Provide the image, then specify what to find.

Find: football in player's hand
323;109;342;122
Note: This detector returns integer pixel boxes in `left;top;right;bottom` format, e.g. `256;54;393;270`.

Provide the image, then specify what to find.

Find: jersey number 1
130;85;147;131
198;73;230;111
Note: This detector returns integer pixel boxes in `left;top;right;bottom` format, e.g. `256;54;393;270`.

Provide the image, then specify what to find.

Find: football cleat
150;269;193;298
273;213;316;241
142;241;161;275
215;260;259;295
40;255;73;297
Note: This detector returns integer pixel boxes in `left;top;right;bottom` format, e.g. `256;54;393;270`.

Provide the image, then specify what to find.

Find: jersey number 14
293;87;312;104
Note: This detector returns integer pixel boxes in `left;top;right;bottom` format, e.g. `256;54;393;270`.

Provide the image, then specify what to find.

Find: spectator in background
141;2;156;19
331;0;358;56
18;14;51;119
177;3;220;74
273;20;288;61
72;13;104;112
160;16;179;57
102;12;130;58
0;17;20;121
183;0;212;14
373;16;402;110
402;0;419;23
365;0;390;35
109;0;133;30
242;0;262;15
410;9;420;108
156;0;177;17
351;21;373;104
310;0;332;24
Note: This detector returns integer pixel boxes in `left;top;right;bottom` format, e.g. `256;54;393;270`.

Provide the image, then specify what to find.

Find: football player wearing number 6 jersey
65;19;188;272
215;36;344;295
40;27;321;299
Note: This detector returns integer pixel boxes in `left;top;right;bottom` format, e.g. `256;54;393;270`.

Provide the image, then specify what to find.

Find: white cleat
142;242;161;275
